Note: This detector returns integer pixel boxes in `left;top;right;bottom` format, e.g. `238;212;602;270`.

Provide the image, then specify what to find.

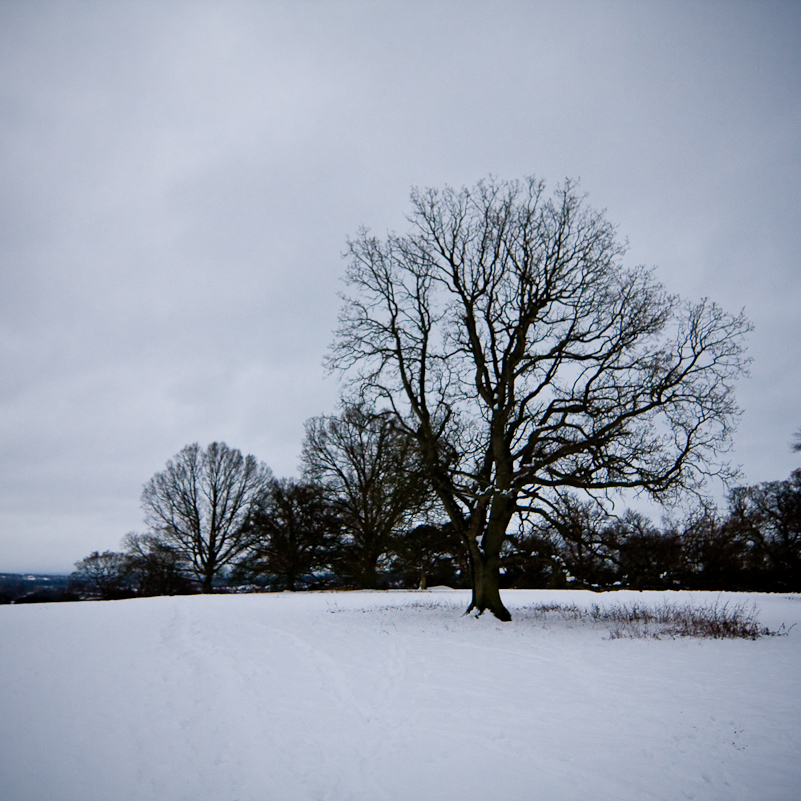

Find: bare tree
607;509;682;590
388;521;466;590
71;550;131;599
330;176;751;619
727;470;801;591
238;478;343;591
141;442;272;592
122;532;195;596
301;404;432;588
533;494;617;589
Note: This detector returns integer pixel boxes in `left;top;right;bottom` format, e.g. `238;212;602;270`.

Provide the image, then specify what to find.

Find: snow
1;589;799;801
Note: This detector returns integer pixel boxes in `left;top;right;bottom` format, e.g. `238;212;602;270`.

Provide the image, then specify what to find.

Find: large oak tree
329;176;751;619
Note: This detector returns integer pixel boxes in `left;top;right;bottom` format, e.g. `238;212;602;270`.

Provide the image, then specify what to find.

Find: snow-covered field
1;589;799;801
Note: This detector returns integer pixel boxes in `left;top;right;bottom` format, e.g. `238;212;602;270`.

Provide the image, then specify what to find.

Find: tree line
64;175;797;616
70;429;801;601
71;406;433;599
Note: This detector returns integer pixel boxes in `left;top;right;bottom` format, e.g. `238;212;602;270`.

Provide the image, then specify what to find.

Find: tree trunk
464;494;514;621
359;544;382;589
466;550;511;621
201;556;216;593
361;563;379;589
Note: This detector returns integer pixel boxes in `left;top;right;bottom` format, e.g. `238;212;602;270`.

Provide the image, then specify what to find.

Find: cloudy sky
1;1;799;573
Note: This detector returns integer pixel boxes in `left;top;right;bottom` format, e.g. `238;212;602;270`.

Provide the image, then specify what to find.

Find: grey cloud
1;0;799;571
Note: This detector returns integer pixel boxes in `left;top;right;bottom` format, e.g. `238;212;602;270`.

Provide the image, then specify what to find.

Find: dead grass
327;594;794;639
520;598;794;639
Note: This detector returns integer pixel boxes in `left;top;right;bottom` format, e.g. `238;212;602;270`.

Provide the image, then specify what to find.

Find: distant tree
389;522;467;589
667;503;752;590
532;494;618;589
237;478;343;591
607;510;682;590
727;470;801;591
71;550;131;599
122;532;196;596
330;175;751;619
500;523;565;589
301;405;432;588
141;442;272;593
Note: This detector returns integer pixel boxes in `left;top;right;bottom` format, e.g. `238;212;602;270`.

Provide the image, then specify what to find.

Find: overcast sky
1;1;799;573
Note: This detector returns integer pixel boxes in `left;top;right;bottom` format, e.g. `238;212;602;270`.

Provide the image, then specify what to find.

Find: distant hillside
0;573;75;604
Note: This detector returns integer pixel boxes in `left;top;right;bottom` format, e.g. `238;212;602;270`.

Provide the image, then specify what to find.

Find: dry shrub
522;598;794;639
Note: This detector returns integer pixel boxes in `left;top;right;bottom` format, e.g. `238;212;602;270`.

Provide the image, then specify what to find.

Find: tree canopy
329;176;751;619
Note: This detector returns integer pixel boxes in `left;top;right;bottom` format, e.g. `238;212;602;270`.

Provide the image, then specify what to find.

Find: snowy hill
1;589;799;801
